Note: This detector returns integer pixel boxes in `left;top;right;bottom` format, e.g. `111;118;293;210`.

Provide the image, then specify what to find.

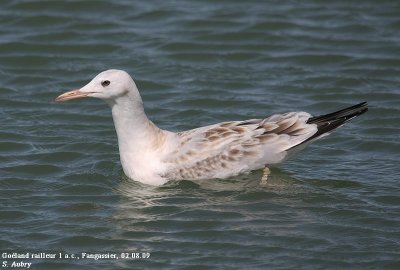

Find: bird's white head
55;69;142;105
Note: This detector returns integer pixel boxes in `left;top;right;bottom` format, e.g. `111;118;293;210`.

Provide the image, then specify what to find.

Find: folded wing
162;112;318;180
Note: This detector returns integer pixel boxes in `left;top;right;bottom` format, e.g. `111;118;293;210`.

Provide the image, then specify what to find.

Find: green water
1;0;399;269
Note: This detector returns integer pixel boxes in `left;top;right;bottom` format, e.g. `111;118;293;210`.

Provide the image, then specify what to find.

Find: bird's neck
110;96;169;184
110;97;165;153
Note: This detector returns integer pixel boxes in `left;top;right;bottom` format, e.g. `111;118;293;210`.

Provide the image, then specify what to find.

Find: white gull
55;69;368;186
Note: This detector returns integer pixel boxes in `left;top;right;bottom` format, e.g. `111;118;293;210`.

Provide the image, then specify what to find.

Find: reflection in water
112;170;312;233
110;172;330;268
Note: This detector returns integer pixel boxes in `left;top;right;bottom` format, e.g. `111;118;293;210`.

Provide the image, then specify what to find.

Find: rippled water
1;0;400;269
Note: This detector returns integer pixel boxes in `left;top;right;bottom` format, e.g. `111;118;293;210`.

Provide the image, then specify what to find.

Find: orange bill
55;89;89;102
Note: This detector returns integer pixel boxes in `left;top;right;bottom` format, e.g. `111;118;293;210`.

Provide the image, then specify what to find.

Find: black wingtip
307;102;368;125
299;102;368;145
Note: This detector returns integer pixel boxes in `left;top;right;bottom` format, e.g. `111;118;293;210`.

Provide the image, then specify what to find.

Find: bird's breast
118;146;168;185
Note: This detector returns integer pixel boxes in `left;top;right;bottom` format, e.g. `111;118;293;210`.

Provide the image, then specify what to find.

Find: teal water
1;0;400;269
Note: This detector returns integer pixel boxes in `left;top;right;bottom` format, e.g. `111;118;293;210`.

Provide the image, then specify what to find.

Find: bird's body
56;69;367;186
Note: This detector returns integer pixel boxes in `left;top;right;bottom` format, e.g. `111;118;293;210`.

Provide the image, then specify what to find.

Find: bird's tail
303;102;368;143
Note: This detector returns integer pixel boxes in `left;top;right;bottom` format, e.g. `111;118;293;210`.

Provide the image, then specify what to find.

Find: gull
55;69;368;186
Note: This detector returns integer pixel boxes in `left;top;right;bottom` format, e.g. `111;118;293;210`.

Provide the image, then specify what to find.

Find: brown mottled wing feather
162;112;318;180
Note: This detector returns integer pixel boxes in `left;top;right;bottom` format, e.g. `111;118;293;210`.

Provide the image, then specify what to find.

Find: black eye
101;80;110;87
